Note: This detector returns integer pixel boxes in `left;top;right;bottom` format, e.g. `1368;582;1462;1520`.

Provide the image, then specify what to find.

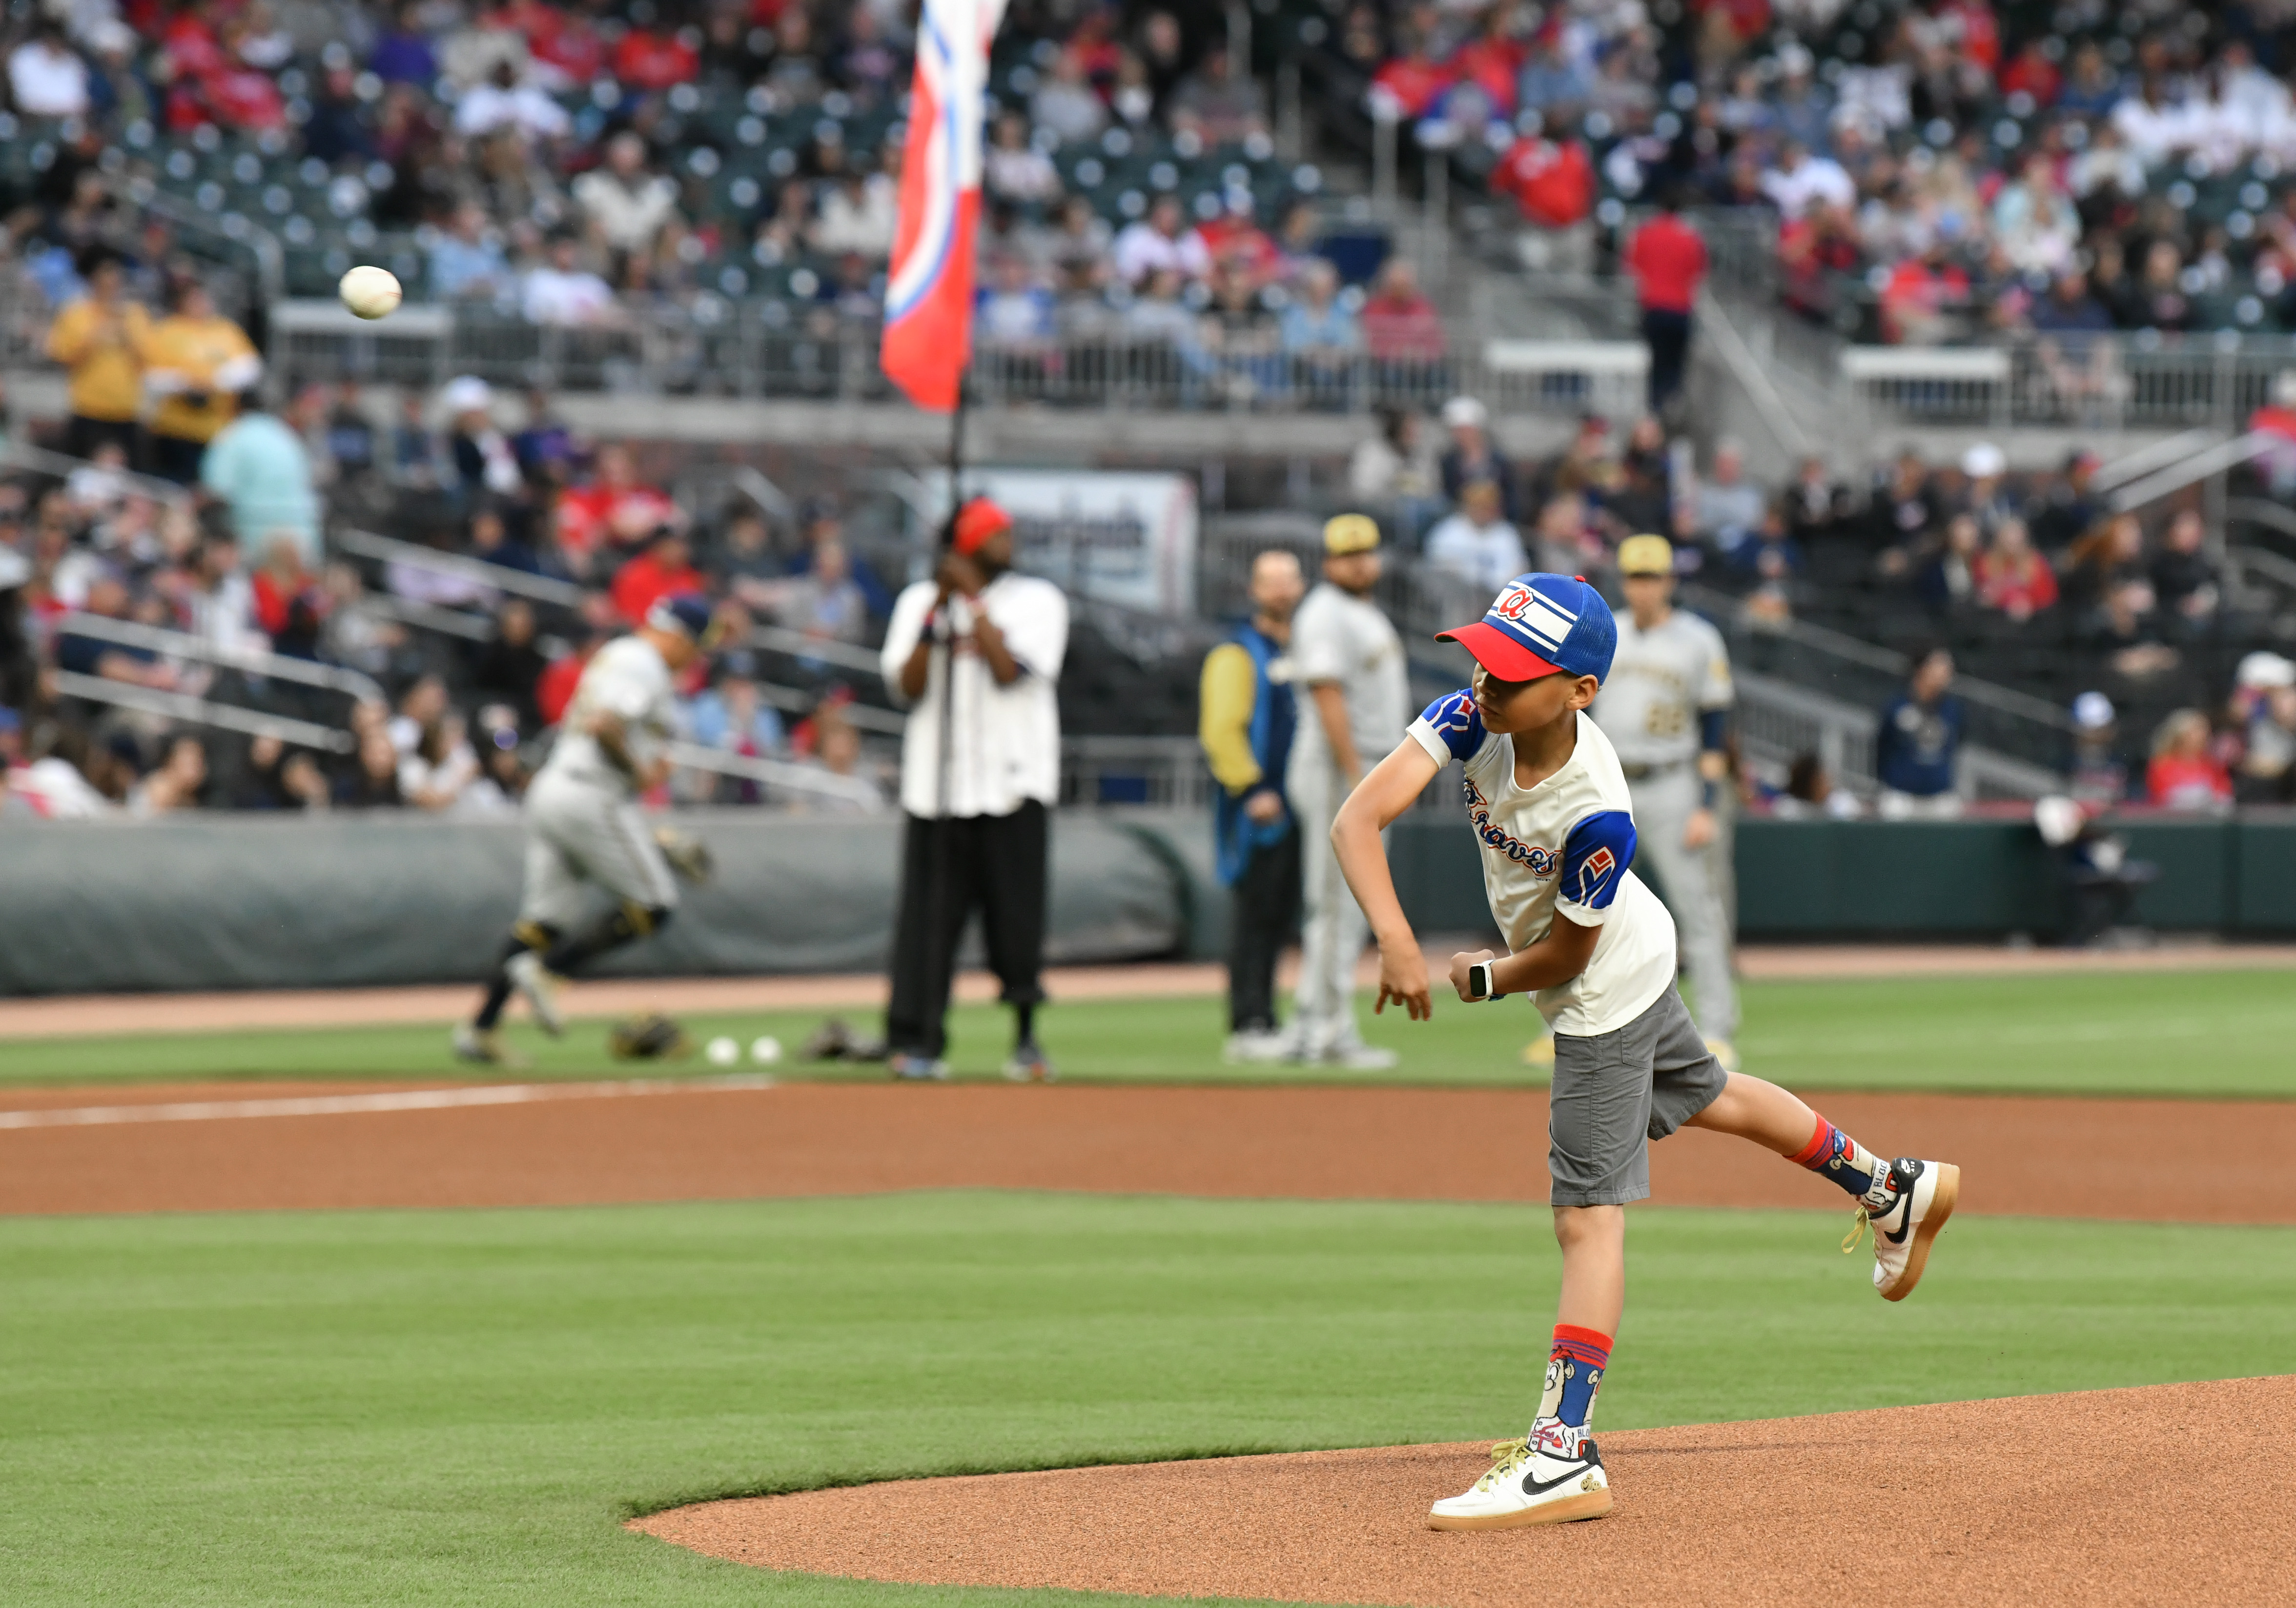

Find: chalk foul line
0;1076;778;1130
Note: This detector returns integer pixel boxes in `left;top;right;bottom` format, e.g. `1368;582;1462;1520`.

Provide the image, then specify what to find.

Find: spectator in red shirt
1491;132;1593;230
2145;709;2232;811
1971;518;2059;622
1360;257;1448;361
554;445;678;572
1622;192;1708;415
1446;12;1524;121
1998;38;2060;107
609;529;706;626
1370;31;1454;121
611;24;699;91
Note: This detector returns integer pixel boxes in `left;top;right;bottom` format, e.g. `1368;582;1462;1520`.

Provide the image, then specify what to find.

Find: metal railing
50;671;356;753
1678;582;2073;771
665;741;886;810
54;612;387;707
0;439;192;507
1735;672;2062;803
267;297;1649;418
332;527;588;609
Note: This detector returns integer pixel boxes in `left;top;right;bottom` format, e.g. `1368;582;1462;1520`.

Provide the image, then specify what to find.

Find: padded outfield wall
0;809;2291;994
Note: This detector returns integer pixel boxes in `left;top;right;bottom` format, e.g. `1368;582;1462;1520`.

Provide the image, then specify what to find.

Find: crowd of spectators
1346;387;2296;810
0;0;1398;368
0;369;892;822
1352;0;2296;345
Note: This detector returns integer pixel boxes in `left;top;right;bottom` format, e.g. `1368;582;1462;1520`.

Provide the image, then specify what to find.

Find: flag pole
928;377;968;1062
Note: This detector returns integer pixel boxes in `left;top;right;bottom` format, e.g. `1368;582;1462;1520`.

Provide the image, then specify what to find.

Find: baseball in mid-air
338;265;401;320
749;1035;782;1065
704;1036;741;1067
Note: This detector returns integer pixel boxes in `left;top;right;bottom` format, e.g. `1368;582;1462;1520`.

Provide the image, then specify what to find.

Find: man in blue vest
1199;549;1307;1061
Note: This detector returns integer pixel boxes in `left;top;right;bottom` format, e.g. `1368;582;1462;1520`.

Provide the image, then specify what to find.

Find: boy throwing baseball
1331;573;1958;1530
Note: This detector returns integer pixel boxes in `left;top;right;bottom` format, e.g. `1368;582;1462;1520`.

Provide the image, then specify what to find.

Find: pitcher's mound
633;1375;2294;1607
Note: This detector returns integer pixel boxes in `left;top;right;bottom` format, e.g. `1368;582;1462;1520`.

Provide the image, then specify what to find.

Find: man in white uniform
879;497;1070;1082
457;593;713;1063
1285;513;1410;1067
1558;533;1740;1069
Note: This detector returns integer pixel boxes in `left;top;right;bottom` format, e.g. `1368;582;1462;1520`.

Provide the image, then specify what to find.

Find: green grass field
6;1191;2294;1608
7;966;2295;1098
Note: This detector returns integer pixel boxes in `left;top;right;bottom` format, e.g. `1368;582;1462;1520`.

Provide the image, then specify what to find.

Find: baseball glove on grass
653;826;715;885
608;1013;693;1061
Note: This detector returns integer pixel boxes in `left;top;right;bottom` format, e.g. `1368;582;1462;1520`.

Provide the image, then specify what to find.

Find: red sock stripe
1789;1115;1835;1170
1551;1324;1612;1367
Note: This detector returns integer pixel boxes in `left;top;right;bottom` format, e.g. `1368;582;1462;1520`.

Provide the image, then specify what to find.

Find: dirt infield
3;1081;2292;1221
631;1374;2296;1608
4;939;2290;1038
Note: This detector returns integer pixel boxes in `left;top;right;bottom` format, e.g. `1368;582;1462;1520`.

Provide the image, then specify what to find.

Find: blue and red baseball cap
1436;572;1617;683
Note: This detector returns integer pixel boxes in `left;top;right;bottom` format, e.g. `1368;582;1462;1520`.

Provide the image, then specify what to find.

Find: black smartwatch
1466;959;1500;1001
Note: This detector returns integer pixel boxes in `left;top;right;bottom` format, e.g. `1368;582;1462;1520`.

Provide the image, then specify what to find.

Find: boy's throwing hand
1448;949;1499;1001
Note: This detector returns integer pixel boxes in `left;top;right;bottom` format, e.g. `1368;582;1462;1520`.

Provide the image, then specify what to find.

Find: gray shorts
1548;986;1728;1207
518;769;679;929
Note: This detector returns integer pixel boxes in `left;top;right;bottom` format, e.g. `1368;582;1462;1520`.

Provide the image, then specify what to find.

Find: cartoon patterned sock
1790;1114;1895;1207
1544;1325;1611;1433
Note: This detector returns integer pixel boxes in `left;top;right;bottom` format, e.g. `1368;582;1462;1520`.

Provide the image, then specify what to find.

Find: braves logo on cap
1437;573;1618;684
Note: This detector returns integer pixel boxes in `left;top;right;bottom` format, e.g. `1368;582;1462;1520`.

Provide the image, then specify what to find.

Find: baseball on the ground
338;265;402;320
704;1036;740;1066
750;1035;782;1065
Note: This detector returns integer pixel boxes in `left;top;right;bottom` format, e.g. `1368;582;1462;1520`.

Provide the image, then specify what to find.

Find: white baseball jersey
1593;608;1734;768
541;634;679;798
1409;695;1678;1037
1287;580;1409;788
881;570;1069;819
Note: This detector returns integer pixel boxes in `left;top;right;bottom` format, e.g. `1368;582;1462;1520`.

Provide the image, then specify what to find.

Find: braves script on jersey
543;634;678;798
1409;695;1677;1035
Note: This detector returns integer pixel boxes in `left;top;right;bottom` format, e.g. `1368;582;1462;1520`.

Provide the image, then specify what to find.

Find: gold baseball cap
1617;533;1674;576
1323;514;1382;555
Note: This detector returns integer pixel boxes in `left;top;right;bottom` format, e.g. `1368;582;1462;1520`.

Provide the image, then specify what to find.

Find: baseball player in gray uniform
1285;513;1410;1069
455;592;716;1064
1531;534;1740;1070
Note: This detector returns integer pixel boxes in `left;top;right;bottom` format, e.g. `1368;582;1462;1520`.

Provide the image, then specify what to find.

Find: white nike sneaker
1857;1157;1961;1302
505;952;566;1038
1427;1421;1612;1530
1324;1043;1398;1072
1221;1030;1292;1064
450;1023;528;1069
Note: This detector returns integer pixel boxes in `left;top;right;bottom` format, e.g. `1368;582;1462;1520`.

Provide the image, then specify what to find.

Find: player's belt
1618;759;1690;781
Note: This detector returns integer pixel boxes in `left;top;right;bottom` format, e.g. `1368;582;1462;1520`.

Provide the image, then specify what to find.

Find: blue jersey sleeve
1408;689;1484;764
1555;809;1638;919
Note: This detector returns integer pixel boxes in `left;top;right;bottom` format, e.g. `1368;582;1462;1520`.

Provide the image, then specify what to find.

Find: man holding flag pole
875;0;1070;1082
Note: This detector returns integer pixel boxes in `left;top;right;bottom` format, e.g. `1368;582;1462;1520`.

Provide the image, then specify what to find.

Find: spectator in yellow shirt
142;279;263;484
44;247;150;463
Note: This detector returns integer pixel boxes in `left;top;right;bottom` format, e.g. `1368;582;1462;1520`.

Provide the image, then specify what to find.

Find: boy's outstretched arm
1332;737;1443;1020
1446;917;1599;1002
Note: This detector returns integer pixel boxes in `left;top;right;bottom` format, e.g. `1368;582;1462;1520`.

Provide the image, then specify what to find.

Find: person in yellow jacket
44;247;150;462
142;278;263;484
1198;547;1307;1061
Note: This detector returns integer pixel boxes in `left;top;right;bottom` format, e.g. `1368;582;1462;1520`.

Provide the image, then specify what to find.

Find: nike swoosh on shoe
1521;1462;1596;1495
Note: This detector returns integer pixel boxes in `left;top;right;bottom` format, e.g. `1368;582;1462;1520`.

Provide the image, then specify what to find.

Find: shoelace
1841;1204;1869;1255
1475;1438;1531;1490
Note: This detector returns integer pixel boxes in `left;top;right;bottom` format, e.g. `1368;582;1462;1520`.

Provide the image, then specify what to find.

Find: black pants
1641;307;1693;414
885;802;1049;1058
148;432;207;485
1227;828;1301;1033
67;415;141;465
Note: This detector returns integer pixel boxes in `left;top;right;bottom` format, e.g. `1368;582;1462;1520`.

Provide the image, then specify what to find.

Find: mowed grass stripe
2;1192;2292;1607
2;969;2293;1098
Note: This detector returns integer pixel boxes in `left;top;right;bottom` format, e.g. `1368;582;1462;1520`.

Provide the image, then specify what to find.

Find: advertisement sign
928;469;1198;617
